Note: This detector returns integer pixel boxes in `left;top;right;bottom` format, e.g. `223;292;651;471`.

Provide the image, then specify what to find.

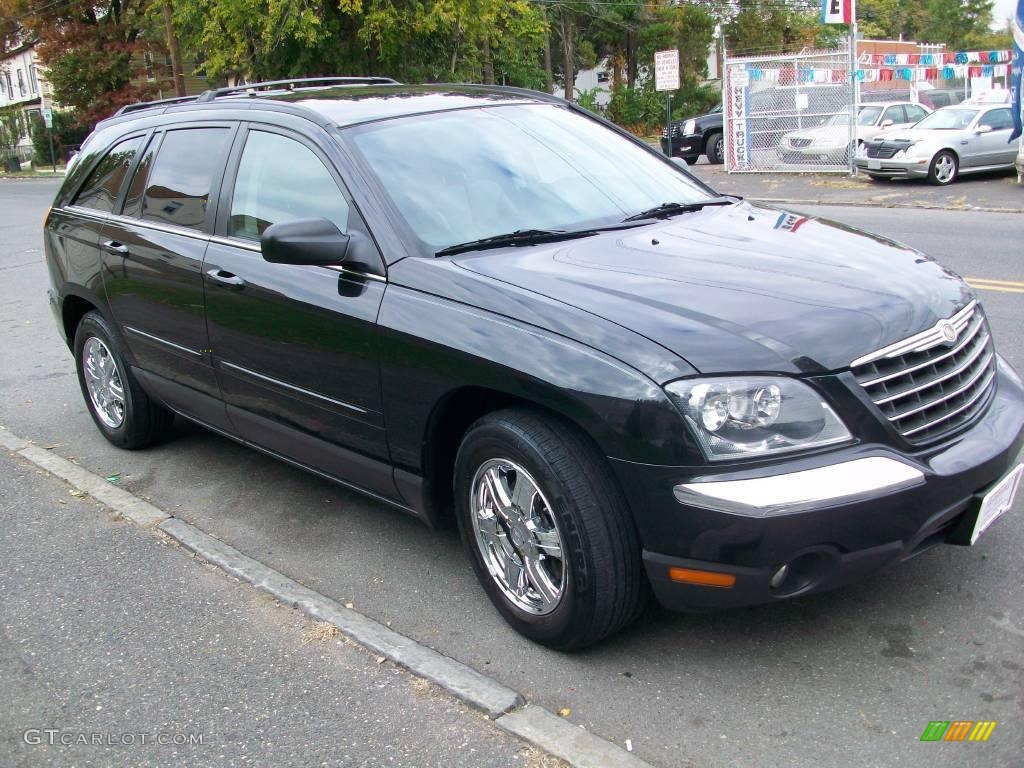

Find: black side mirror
261;217;350;266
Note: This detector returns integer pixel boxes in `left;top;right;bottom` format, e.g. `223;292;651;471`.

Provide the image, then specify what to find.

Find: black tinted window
228;131;349;240
142;128;231;230
122;138;157;219
73;136;143;213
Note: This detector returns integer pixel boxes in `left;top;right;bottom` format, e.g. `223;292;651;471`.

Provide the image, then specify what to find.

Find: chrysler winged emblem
939;320;958;345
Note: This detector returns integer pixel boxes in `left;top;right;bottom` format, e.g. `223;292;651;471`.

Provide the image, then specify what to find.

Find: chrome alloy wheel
470;459;566;615
933;154;956;183
82;337;126;429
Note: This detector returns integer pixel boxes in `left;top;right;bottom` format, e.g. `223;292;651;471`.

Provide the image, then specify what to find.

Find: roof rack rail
195;76;400;102
114;94;202;116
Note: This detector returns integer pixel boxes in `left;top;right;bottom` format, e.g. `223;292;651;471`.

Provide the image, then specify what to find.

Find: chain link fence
723;49;855;173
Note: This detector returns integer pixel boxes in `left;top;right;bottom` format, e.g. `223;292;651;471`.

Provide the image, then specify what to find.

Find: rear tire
706;132;724;164
454;408;646;650
74;311;174;449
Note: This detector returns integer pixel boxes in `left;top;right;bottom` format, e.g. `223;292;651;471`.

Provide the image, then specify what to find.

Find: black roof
104;78;562;132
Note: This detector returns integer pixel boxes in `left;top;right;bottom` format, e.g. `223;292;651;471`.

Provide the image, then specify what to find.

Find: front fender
377;285;699;471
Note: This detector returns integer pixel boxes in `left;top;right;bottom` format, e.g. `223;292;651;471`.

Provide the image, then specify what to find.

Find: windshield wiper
435;227;608;258
622;198;734;223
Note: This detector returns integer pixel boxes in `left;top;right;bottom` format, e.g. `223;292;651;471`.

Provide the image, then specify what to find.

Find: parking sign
654;50;680;92
42;108;53;128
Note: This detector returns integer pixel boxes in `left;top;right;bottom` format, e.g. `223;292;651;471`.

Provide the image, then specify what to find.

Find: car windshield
915;108;978;130
348;104;715;253
857;106;882;125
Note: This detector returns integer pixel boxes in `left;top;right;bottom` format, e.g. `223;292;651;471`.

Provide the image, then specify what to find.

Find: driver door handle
101;240;129;257
207;268;246;289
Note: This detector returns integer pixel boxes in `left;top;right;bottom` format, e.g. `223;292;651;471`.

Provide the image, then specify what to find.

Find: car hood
452;202;973;376
874;128;953;144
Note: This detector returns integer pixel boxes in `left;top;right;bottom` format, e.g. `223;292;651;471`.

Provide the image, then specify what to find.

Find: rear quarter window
71;135;144;213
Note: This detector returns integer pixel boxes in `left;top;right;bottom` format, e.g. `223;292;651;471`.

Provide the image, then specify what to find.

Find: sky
992;0;1018;29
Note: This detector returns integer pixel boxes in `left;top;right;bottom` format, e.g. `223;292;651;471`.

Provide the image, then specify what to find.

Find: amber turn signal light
668;567;736;588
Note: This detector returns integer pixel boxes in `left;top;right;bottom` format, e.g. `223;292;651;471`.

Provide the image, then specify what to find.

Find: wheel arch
419;385;612;527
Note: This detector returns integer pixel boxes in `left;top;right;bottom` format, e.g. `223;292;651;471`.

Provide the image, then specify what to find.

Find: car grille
663;125;681;138
866;144;899;159
851;301;997;444
789;138;813;148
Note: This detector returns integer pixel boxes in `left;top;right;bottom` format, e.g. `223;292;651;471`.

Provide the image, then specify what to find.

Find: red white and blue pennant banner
821;0;852;25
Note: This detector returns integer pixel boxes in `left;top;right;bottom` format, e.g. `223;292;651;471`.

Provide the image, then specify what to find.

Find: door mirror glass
261;217;351;266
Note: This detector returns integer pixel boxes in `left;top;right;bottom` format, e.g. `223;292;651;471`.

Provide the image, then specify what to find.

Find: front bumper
855;156;932;179
660;134;702;159
777;145;847;164
612;357;1024;611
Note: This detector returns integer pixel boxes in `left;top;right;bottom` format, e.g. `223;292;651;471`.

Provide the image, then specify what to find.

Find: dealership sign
821;0;852;24
726;65;750;170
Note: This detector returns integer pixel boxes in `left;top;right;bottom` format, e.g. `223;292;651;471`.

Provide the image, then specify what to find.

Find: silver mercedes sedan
856;99;1018;185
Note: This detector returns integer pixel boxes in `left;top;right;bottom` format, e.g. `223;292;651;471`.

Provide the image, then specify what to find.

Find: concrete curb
2;425;659;768
158;516;524;720
498;705;651;768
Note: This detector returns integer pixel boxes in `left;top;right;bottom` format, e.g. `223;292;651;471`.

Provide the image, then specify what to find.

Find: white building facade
0;42;51;163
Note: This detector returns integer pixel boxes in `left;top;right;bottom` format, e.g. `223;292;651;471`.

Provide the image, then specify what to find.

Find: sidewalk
686;162;1024;212
0;450;554;768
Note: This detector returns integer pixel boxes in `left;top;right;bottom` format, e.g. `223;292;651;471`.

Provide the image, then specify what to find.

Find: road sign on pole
655;50;680;159
42;107;53;129
654;49;680;92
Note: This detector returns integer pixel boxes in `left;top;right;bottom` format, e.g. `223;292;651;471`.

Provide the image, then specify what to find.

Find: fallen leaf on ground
558;707;571;718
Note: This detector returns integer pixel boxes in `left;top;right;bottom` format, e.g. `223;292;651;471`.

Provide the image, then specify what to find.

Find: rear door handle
101;240;129;257
207;268;246;289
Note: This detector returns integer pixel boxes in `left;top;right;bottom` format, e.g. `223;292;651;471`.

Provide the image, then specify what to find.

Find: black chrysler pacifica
44;78;1024;649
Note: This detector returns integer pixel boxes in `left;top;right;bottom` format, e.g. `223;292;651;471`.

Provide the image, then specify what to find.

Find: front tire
454;409;646;650
74;311;174;449
706;132;724;164
928;150;958;185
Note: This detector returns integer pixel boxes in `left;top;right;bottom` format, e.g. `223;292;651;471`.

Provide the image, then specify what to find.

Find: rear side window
228;131;350;241
121;137;158;219
72;136;144;213
141;128;231;231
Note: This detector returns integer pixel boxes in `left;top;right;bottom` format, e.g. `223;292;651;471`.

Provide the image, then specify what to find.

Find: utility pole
163;2;186;97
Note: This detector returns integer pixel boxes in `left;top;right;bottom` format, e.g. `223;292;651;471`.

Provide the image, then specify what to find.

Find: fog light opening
769;551;834;597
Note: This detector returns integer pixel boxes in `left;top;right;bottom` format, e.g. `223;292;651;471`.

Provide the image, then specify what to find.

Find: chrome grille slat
851;303;997;444
873;334;991;405
887;349;993;421
858;318;986;387
901;368;997;437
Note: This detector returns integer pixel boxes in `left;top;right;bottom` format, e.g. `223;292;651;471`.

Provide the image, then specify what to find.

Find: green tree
9;0;170;126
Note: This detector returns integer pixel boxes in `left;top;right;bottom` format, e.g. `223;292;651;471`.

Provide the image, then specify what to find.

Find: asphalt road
2;178;1023;768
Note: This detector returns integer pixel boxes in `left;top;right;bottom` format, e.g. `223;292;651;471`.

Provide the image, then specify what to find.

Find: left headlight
683;119;696;135
664;376;852;461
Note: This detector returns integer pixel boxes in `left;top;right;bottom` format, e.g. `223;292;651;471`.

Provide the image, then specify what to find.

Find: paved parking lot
2;178;1022;767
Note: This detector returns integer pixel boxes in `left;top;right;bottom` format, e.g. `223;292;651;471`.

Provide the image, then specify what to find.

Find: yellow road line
966;277;1024;294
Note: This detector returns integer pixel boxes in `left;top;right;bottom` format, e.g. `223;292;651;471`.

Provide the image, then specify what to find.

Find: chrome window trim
219;360;368;414
850;300;977;368
64;205;212;244
61;207;387;283
673;457;926;518
208;235;387;282
123;325;203;357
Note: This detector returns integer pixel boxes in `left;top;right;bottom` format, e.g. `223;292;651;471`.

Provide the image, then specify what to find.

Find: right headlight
664;376;852;461
683;119;696;135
